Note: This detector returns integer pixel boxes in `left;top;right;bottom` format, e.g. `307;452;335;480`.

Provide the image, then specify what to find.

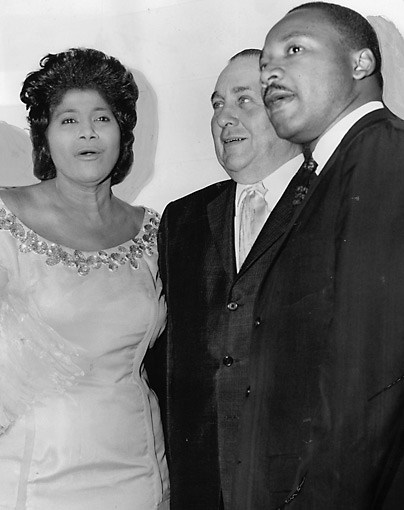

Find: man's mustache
262;83;291;107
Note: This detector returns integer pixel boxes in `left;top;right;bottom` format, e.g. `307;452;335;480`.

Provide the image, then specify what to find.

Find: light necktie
238;181;268;267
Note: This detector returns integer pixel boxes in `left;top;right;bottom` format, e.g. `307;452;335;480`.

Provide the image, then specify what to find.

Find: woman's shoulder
0;186;43;267
0;183;43;214
0;183;56;241
118;199;144;217
114;198;160;231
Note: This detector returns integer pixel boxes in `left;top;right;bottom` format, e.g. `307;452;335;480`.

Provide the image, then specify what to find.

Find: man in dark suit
231;2;404;508
154;49;302;509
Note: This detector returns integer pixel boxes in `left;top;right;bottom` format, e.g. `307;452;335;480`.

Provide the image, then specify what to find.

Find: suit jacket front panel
232;158;337;509
157;182;231;509
157;179;289;510
233;109;404;510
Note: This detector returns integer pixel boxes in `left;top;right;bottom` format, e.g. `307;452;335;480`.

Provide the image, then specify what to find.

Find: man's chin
224;167;262;185
224;169;242;182
271;119;300;143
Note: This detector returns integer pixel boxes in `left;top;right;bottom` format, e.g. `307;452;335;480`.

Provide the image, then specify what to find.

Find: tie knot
239;181;267;208
303;146;313;161
245;181;267;196
302;146;318;173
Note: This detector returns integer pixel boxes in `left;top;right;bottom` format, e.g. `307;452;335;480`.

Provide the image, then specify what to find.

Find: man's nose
216;106;239;128
260;64;283;88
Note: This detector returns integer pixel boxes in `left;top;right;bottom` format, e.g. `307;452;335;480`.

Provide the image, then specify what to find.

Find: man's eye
239;96;251;105
288;45;303;55
61;118;76;124
212;101;224;110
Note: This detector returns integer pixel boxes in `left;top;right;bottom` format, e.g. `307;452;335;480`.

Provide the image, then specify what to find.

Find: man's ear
352;48;377;80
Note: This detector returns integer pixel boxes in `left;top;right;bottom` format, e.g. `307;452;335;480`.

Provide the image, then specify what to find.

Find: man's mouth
223;137;246;144
263;87;294;109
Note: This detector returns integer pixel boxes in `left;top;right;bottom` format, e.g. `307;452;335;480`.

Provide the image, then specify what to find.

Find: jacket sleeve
291;120;404;509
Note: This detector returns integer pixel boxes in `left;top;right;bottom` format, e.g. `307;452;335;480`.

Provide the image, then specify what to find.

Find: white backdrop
1;0;404;213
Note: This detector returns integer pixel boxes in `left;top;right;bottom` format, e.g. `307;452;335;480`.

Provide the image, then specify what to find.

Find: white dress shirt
234;153;304;271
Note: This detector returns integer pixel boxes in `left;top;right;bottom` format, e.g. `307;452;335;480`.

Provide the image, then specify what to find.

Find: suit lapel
245;108;394;278
207;180;237;280
207;108;393;279
239;159;309;275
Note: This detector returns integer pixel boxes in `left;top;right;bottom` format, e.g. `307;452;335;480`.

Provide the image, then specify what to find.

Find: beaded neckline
0;205;160;277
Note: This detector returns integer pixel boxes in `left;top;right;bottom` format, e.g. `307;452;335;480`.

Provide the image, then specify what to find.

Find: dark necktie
292;147;318;206
252;148;318;247
237;149;318;269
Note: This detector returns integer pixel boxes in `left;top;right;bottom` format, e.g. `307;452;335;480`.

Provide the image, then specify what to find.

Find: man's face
211;56;279;183
260;8;358;144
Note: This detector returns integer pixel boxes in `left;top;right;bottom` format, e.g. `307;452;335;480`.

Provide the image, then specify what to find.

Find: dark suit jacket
153;176;298;510
230;107;404;509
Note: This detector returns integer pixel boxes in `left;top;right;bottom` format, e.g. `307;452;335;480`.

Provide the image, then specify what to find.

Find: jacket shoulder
343;107;404;147
163;179;233;216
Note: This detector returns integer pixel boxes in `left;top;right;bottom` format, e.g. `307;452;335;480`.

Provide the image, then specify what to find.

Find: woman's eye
96;116;110;122
61;118;76;124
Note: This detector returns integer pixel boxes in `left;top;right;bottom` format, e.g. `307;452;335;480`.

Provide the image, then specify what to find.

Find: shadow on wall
369;16;404;120
0;122;36;187
114;68;159;204
0;67;158;204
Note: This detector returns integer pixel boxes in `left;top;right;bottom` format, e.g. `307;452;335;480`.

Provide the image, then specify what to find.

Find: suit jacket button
227;302;238;311
245;386;251;397
223;355;234;367
254;317;261;327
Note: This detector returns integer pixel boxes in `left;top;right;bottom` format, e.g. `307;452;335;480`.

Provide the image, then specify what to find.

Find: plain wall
1;0;404;212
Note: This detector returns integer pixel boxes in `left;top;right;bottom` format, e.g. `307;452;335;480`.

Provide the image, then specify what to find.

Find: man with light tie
151;48;308;509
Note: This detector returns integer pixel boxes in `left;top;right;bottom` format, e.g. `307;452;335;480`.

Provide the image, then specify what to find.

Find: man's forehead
216;58;259;84
265;8;332;43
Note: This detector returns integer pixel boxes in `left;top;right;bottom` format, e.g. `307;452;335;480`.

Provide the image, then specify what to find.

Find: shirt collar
312;101;384;174
235;152;304;213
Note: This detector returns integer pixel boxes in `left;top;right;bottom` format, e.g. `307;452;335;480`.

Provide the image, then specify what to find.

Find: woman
0;48;169;510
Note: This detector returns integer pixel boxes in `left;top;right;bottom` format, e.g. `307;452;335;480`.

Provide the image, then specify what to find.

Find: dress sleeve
0;233;84;434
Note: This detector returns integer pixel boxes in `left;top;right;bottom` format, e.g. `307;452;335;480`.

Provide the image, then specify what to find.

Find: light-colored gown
0;199;169;510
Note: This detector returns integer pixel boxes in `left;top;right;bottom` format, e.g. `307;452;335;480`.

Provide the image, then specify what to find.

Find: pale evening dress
0;199;169;510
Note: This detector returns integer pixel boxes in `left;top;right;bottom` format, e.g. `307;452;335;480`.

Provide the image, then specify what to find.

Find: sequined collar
0;205;160;276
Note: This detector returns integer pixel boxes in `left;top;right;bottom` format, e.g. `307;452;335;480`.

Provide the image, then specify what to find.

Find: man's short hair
289;2;383;89
229;48;262;62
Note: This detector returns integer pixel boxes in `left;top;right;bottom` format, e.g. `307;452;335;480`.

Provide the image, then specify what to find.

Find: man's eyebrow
210;91;220;103
262;29;310;53
260;30;311;63
232;86;252;93
281;30;310;41
211;85;254;103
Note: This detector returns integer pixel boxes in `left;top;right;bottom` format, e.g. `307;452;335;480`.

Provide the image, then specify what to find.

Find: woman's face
46;88;121;186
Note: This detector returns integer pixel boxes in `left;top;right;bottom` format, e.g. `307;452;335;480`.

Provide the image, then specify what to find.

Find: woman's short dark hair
20;48;139;185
